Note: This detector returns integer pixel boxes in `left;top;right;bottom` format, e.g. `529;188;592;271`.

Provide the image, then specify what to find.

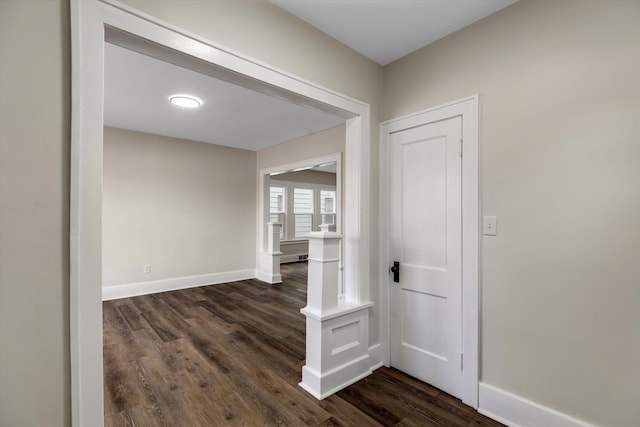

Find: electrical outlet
143;264;151;274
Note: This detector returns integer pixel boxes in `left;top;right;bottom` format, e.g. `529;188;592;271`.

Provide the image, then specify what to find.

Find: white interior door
389;116;463;398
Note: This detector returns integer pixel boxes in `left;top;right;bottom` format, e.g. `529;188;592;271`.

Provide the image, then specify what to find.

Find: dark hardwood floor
103;262;503;426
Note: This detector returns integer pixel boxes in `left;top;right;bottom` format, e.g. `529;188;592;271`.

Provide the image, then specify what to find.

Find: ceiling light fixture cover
169;95;202;108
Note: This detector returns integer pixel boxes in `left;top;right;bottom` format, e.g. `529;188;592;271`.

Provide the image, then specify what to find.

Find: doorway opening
71;2;371;425
258;153;342;287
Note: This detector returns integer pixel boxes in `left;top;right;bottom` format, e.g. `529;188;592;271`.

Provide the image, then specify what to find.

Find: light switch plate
483;216;497;236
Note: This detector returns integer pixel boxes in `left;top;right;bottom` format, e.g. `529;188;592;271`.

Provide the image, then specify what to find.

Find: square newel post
300;228;373;400
306;229;341;314
258;222;282;284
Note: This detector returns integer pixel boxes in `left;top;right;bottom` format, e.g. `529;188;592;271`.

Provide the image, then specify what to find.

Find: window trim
270;179;338;241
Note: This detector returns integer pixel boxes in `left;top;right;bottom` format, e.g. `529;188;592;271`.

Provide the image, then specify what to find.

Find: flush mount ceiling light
169;95;202;108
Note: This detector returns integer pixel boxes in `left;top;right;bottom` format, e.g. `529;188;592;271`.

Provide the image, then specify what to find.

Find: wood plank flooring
103;262;503;426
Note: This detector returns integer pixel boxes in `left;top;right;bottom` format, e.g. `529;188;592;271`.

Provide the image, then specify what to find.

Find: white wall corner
478;383;597;427
102;269;256;300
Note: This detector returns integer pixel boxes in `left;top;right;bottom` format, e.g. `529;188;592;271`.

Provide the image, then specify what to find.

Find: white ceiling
104;43;346;151
272;0;519;65
104;1;519;151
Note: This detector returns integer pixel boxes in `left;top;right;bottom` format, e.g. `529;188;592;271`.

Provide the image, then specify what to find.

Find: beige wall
384;1;640;425
103;127;256;287
0;0;71;425
103;126;339;287
257;124;346;171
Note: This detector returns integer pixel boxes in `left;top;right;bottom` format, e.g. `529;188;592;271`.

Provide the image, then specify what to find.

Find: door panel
389;116;463;398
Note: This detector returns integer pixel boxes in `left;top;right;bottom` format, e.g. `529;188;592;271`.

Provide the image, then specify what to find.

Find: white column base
257;222;283;284
299;302;373;399
299;357;371;400
256;271;282;284
257;251;283;284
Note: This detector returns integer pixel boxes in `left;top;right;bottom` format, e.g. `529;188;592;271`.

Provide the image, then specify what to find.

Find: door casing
379;95;479;408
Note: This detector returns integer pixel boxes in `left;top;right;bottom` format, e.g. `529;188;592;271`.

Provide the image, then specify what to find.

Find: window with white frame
269;185;285;239
293;187;314;238
269;180;337;241
320;190;336;226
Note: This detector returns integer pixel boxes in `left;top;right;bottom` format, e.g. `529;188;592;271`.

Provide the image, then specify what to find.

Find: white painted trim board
367;343;384;371
478;383;597;427
102;269;256;301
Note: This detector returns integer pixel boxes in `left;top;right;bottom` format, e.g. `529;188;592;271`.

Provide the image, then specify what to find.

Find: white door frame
378;95;479;408
70;1;370;425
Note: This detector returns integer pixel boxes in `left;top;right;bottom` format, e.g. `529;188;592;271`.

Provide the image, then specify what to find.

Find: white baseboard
256;271;282;284
299;354;372;400
102;269;256;301
368;343;384;371
478;383;596;427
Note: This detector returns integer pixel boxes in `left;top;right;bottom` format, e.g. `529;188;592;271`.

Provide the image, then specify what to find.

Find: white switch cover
483;216;498;236
143;264;151;274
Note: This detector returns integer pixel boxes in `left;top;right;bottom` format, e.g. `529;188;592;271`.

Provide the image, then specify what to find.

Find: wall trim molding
102;269;256;301
478;383;596;427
